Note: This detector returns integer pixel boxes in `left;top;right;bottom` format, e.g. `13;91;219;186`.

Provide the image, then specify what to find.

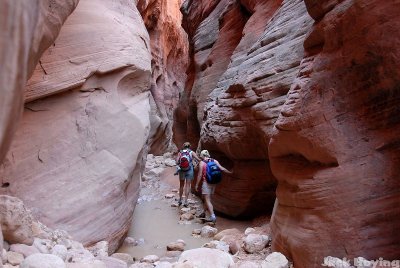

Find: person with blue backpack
195;149;232;222
175;142;201;207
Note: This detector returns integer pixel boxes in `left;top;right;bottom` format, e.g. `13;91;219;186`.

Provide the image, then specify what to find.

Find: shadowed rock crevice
138;0;189;154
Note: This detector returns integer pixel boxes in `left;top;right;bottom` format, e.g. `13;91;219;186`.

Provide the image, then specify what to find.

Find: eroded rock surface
0;0;152;252
176;0;313;217
0;0;79;162
269;0;400;266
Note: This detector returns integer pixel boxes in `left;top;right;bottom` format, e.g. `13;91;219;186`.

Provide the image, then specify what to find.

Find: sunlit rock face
269;0;400;266
0;0;79;162
0;0;152;252
137;0;189;154
176;0;313;217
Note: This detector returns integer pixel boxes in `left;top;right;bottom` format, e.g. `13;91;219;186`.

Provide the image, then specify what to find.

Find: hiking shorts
179;165;194;181
202;181;216;195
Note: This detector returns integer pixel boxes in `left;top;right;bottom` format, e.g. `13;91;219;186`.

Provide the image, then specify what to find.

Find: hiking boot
210;215;216;223
178;199;182;206
183;202;189;208
204;216;216;223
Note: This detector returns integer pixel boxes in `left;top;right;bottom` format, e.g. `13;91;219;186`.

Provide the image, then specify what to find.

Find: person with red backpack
175;142;201;206
195;149;232;222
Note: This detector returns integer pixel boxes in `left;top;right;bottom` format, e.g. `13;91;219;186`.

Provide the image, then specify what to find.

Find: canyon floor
116;153;282;267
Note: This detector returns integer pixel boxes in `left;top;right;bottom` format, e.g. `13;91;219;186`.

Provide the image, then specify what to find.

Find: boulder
180;213;194;221
261;252;289;268
243;234;269;253
51;245;68;261
200;226;218;238
140;255;159;264
213;228;241;241
154;262;173;268
202;240;229;253
6;251;24;266
166;241;185;252
96;256;128;268
123;237;137;247
9;244;40;258
110;253;134;266
20;253;66;268
0;195;34;245
177;248;234;268
66;260;107;268
87;241;109;258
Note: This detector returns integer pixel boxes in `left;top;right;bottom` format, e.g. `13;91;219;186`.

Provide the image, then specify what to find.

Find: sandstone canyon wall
178;0;400;266
137;0;189;154
177;0;314;217
270;0;400;266
0;0;152;252
0;0;79;163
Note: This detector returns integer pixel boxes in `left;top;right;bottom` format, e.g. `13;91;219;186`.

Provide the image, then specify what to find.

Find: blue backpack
205;159;222;184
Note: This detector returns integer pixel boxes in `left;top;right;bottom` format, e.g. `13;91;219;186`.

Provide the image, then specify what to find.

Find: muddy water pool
118;166;252;260
118;198;210;259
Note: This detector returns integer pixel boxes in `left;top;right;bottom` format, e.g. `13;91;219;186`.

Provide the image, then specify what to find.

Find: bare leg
178;179;184;204
203;194;214;216
184;179;192;204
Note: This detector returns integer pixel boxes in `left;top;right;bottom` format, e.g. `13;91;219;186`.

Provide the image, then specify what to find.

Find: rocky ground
0;153;289;268
1;153;374;268
119;153;292;268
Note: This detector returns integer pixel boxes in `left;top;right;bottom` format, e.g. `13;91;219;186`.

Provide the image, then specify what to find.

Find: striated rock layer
0;0;79;162
269;0;400;266
0;0;152;252
137;0;189;154
177;0;313;217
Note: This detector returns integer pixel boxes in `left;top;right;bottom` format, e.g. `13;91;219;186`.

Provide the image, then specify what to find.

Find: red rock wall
137;0;189;154
177;0;313;217
0;0;152;252
178;0;400;264
0;0;79;162
270;0;400;266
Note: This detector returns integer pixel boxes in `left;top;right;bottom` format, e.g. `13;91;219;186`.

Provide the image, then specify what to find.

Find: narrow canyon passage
117;161;255;260
0;0;399;268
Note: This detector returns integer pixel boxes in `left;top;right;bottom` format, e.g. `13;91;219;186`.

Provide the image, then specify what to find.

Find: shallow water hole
117;166;253;260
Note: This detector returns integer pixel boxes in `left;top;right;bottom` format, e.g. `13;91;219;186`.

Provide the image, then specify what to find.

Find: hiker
195;149;232;222
175;142;201;206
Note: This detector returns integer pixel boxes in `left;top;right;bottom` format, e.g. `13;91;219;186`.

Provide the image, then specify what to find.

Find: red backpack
178;150;192;171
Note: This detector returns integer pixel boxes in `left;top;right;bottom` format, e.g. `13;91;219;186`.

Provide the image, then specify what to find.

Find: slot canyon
0;0;399;267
